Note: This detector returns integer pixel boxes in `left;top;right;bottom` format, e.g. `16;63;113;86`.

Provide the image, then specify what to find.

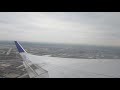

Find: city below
1;41;120;78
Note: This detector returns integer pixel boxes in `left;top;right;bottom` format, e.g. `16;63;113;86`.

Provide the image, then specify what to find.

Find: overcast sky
0;12;120;46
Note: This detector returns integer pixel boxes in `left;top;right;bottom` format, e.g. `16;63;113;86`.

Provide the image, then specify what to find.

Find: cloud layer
0;12;120;46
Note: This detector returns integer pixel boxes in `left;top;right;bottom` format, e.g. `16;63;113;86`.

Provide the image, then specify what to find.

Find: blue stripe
14;41;25;53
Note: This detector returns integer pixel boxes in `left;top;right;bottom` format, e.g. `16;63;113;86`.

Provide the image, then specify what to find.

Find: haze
0;12;120;46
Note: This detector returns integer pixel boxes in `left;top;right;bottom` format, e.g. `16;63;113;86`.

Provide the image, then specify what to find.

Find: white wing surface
15;41;120;78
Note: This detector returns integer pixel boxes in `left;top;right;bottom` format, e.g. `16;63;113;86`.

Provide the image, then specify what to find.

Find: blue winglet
14;41;26;53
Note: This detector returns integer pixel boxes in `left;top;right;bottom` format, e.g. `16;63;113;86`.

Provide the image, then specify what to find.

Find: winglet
14;41;26;53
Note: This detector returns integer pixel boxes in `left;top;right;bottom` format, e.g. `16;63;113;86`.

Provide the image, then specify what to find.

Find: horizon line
0;40;120;47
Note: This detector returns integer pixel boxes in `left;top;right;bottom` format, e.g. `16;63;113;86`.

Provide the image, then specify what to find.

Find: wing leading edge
14;41;49;78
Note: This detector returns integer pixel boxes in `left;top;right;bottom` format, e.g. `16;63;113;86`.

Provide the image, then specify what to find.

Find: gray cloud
0;12;120;46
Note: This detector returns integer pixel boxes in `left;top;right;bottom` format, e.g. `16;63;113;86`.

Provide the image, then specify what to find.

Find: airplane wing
14;41;120;78
14;41;49;78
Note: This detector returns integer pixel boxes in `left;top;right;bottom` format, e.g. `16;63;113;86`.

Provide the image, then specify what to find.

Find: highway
6;48;12;55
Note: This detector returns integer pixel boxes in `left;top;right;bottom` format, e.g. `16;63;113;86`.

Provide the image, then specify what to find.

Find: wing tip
14;41;26;53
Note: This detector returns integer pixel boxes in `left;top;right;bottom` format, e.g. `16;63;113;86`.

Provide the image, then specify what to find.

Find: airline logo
14;41;26;53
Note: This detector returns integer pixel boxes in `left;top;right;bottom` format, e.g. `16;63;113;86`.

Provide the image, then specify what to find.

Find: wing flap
14;41;49;78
